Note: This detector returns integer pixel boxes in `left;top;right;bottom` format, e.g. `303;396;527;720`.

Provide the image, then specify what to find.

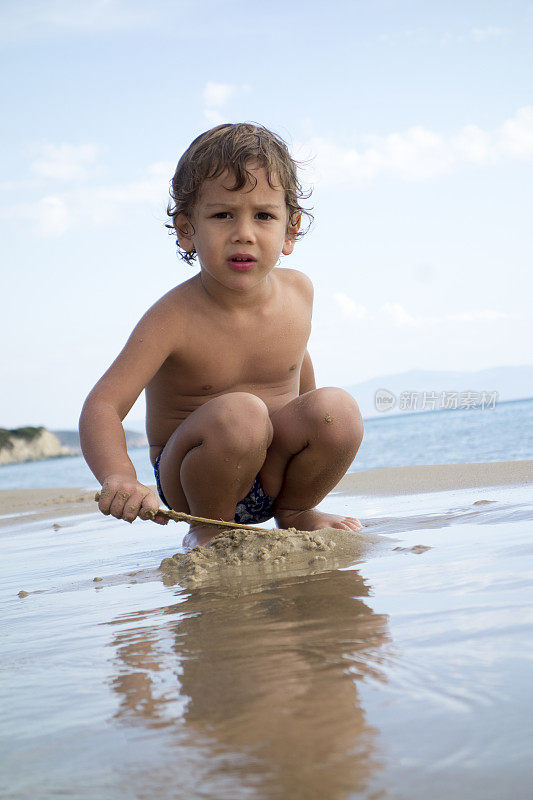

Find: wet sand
1;461;532;799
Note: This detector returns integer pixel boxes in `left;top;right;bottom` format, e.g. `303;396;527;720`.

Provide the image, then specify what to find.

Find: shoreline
0;460;531;529
336;459;533;496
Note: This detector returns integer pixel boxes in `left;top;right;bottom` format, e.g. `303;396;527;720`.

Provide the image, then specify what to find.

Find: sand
0;486;99;526
160;525;385;587
334;459;532;495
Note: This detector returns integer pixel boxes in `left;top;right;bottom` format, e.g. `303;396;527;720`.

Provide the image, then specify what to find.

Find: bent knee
305;387;363;444
205;392;273;450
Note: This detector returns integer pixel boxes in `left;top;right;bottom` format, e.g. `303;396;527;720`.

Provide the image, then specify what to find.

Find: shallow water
2;484;533;800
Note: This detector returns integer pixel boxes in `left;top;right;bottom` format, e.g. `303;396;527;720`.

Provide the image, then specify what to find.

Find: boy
80;123;363;548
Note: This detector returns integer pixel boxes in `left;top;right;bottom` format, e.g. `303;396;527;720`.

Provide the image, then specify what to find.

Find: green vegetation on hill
0;426;45;451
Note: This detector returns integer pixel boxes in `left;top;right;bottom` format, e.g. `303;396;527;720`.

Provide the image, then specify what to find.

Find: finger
139;493;162;521
122;493;145;523
109;489;131;519
154;513;169;525
98;482;117;515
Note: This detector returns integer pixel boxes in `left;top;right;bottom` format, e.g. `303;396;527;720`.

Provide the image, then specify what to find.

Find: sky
1;0;532;429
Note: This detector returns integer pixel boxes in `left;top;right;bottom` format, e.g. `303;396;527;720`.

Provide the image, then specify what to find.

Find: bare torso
145;268;312;464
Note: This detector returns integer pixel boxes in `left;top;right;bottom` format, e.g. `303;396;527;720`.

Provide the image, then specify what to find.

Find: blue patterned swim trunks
154;452;275;525
234;475;275;525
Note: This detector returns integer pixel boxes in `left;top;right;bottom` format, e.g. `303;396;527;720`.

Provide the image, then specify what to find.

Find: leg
259;388;364;532
158;392;273;547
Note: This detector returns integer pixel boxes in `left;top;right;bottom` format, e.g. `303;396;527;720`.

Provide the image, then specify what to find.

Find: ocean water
1;398;531;492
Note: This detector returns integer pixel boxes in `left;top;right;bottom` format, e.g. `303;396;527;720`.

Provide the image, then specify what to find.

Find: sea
1;397;531;491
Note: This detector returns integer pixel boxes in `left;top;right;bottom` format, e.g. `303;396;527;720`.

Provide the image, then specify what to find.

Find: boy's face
175;163;298;293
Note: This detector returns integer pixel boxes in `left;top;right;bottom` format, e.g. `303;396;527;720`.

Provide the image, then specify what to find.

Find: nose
231;215;255;244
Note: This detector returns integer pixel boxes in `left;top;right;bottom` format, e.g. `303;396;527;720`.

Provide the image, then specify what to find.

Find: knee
208;392;273;452
305;387;364;449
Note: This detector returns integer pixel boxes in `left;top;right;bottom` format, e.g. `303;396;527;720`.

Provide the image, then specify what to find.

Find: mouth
228;254;256;272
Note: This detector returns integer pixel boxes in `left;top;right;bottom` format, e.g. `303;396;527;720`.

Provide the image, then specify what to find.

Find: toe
346;517;362;530
336;521;353;531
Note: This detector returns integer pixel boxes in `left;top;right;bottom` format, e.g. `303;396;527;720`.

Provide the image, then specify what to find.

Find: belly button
202;384;212;391
289;364;297;371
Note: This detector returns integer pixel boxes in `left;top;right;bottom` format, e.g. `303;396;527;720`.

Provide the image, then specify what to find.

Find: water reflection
107;568;391;799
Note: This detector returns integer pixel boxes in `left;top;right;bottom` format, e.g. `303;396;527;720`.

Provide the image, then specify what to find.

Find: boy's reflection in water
108;567;391;799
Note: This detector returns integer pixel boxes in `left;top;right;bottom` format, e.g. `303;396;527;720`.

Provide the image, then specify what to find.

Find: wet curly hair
166;122;313;264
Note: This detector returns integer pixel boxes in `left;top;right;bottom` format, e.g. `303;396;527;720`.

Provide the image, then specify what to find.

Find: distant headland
0;427;148;466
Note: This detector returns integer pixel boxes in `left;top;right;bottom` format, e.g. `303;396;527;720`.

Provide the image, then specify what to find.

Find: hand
98;475;168;525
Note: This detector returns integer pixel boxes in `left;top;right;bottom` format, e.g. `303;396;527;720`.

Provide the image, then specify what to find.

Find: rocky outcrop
0;427;70;466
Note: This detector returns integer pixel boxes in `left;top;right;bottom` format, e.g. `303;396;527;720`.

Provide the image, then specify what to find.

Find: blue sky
1;0;532;428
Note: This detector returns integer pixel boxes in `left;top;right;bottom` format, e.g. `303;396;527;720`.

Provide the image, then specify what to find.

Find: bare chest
168;312;309;395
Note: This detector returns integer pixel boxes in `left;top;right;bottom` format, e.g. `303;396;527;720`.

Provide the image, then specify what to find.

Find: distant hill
0;427;69;465
345;365;533;419
53;428;148;453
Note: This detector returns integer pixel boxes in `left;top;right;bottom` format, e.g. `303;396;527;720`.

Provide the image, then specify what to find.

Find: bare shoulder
134;277;198;339
273;267;314;301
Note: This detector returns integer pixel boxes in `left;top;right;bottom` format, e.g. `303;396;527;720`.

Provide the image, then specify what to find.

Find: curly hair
166;122;313;264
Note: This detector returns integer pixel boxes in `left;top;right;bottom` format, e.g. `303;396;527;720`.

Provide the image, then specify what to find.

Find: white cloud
441;26;507;45
0;0;156;42
471;26;506;42
31;142;100;181
36;196;69;237
201;81;252;129
327;299;511;328
377;29;416;43
202;82;236;108
297;106;533;185
379;302;419;325
333;293;369;319
379;303;510;327
449;309;508;322
498;106;533;158
204;108;227;126
94;161;171;206
1;161;172;235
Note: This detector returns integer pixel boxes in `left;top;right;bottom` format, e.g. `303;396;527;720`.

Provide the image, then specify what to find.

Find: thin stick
94;492;275;533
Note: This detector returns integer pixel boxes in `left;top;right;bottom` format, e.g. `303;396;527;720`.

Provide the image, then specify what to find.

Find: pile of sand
159;526;383;587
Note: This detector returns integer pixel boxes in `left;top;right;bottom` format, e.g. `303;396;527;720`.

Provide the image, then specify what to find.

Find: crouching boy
80;123;363;547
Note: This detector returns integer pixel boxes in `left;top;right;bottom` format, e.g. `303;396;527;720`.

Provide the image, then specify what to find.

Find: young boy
80;123;363;548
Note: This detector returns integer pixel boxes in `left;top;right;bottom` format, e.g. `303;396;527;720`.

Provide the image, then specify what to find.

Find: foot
182;524;222;549
275;508;363;533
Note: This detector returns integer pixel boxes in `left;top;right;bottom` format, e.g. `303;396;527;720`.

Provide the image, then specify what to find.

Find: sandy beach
2;460;533;800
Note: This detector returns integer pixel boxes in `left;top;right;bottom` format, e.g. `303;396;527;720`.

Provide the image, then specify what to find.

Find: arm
299;349;316;395
79;299;177;524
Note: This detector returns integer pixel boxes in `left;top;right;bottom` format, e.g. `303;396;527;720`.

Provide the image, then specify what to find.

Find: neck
197;271;275;312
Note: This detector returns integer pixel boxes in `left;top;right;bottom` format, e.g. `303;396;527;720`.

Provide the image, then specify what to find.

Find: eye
212;211;231;219
256;212;274;221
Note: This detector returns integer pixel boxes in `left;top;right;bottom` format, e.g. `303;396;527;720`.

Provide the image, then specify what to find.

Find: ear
174;213;195;252
282;212;301;256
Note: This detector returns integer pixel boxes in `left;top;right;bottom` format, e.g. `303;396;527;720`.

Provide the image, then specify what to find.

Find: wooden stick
94;492;274;533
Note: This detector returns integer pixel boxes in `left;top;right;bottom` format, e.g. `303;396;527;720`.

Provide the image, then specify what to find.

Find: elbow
79;391;120;433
